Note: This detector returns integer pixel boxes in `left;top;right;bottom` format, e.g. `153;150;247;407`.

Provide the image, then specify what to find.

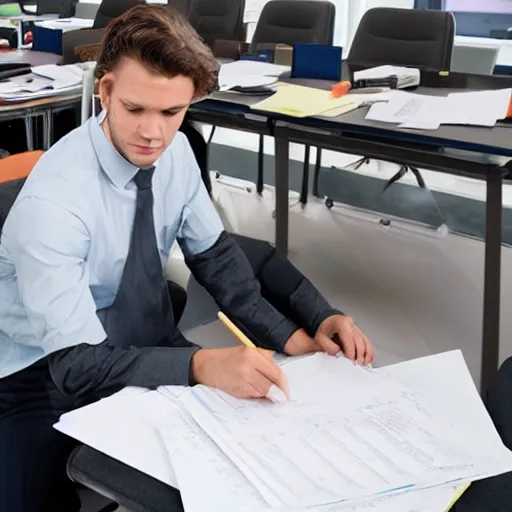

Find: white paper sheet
54;350;512;512
55;387;179;489
172;353;512;510
366;88;512;130
156;351;494;512
32;64;83;89
218;60;289;91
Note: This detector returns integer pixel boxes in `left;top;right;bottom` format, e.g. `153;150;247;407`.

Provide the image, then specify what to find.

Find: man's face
99;57;195;168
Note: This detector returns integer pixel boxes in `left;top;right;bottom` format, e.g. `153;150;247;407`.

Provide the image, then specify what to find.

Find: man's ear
98;73;114;112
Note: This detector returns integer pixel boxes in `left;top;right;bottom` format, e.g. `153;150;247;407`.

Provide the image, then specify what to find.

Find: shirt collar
89;111;139;189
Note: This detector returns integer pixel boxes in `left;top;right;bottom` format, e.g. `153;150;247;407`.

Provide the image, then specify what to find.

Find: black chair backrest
251;0;335;51
26;0;77;16
93;0;145;29
348;8;455;71
166;0;192;17
0;179;26;236
187;0;245;46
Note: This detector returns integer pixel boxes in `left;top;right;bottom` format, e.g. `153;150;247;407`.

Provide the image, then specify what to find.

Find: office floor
173;175;512;385
81;132;512;512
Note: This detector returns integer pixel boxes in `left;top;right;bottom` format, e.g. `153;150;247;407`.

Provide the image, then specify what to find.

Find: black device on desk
230;85;276;95
0;62;31;81
352;76;399;90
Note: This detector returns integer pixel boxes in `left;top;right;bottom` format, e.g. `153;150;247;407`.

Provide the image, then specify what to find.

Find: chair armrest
67;445;183;512
61;28;104;65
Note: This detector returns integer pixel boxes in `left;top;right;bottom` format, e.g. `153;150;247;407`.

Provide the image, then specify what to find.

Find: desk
0;50;79;149
0;93;80;149
67;70;512;510
0;48;61;65
189;70;512;395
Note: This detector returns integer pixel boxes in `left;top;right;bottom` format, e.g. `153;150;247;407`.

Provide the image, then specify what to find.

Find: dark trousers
0;281;188;512
0;359;82;512
453;357;512;512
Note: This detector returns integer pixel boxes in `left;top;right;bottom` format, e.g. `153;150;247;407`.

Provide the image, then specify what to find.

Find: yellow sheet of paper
445;483;471;511
251;83;361;118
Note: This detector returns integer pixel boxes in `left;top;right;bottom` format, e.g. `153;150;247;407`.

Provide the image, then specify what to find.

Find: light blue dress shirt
0;114;223;378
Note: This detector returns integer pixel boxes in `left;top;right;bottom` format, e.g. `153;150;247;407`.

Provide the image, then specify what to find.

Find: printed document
366;88;512;129
54;350;512;512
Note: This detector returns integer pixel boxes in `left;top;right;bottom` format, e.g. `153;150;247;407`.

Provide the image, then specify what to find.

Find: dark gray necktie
106;167;175;348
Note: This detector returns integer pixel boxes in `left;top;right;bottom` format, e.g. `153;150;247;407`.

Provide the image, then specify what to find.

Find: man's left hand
284;315;374;366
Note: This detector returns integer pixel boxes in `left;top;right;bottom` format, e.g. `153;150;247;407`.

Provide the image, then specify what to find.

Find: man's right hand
190;346;289;401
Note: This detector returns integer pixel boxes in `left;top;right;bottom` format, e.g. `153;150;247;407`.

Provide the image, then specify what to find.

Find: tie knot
133;167;155;190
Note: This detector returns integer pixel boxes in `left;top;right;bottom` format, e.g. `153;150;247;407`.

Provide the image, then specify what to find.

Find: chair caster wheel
214;171;220;179
325;198;334;209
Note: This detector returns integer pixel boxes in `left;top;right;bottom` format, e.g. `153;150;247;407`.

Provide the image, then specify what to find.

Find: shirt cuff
265;318;300;353
128;346;201;388
290;280;343;337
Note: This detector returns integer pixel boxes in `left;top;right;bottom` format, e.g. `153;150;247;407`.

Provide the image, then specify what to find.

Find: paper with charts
151;352;512;512
54;350;512;511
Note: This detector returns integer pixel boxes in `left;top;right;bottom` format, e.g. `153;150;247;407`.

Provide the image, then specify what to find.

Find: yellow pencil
217;311;258;349
217;311;289;402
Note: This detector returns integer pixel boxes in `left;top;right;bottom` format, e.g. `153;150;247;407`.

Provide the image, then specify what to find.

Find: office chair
0;151;43;234
187;0;245;47
185;0;246;185
166;0;191;17
314;7;455;205
92;0;145;28
60;0;145;64
17;0;77;16
250;0;335;204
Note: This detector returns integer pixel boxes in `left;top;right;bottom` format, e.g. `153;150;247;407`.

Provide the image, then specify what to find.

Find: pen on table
216;311;289;403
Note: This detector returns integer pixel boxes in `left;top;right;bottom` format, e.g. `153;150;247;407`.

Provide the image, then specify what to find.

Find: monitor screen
444;0;512;14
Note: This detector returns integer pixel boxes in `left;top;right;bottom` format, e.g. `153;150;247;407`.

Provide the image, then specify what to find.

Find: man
0;5;373;511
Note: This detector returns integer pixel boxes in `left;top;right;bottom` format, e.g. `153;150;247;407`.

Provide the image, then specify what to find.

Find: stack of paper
366;88;512;130
0;64;83;101
55;350;512;512
353;66;421;89
251;83;390;118
218;60;289;92
33;18;94;32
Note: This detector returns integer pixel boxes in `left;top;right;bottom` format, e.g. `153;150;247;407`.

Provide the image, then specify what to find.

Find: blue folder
291;43;343;81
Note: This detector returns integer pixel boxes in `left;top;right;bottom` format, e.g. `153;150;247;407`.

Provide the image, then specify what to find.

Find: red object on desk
331;81;352;98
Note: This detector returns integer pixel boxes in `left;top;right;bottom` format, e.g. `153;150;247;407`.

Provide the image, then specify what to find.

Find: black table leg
481;169;503;396
274;129;289;255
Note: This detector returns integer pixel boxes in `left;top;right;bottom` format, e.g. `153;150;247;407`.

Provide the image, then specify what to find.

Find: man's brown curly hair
94;4;219;100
